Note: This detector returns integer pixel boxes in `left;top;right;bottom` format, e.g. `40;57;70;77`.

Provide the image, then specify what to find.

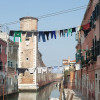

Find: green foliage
64;70;70;77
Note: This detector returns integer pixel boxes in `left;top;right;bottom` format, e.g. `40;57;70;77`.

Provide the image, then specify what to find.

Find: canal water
4;82;60;100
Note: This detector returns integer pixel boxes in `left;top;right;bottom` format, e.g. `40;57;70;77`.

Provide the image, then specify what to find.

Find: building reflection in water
18;82;60;100
3;82;60;100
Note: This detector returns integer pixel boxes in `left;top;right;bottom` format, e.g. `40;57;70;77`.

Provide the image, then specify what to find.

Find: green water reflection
4;82;60;100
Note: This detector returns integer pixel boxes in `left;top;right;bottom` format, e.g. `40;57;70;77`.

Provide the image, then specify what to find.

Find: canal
3;82;60;100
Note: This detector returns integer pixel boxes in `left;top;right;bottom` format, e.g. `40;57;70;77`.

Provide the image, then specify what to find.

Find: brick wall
75;0;100;99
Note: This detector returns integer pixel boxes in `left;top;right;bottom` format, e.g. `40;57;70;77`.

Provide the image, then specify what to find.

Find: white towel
37;67;42;73
28;68;35;74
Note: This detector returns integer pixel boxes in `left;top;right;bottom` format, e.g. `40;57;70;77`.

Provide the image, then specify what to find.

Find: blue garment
67;32;69;37
50;31;56;39
44;31;49;40
39;31;46;42
64;29;67;37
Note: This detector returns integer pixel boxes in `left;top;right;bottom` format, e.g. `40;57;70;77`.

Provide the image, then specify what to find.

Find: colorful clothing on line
9;31;14;36
77;26;82;31
82;23;91;31
67;29;72;36
14;31;22;42
42;67;47;73
60;30;64;37
58;66;64;71
56;30;60;37
50;31;56;39
26;32;33;37
17;68;27;76
28;68;35;74
64;29;67;37
39;31;46;42
44;31;49;40
37;67;42;73
72;27;76;32
48;67;53;72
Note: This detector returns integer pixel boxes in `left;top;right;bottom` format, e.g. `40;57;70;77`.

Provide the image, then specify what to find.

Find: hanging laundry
53;66;58;70
77;26;82;31
22;31;26;34
60;30;64;37
67;28;72;36
39;31;46;42
26;32;33;37
56;30;60;37
64;29;67;33
37;67;42;73
17;68;27;76
48;67;53;72
14;31;22;42
44;31;49;40
34;32;38;36
72;27;76;32
42;67;47;73
22;31;26;36
50;31;56;39
81;23;91;37
53;66;58;68
58;66;64;71
64;29;67;37
9;31;14;36
28;68;36;74
53;66;58;73
82;23;91;31
75;33;79;41
10;30;24;36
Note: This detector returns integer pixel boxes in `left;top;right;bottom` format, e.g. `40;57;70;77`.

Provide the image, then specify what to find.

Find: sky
0;0;89;67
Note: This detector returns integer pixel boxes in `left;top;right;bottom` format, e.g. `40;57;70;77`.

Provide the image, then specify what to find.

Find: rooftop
20;16;38;21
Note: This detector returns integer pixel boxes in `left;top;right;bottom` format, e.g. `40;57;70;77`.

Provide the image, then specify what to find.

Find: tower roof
20;16;38;21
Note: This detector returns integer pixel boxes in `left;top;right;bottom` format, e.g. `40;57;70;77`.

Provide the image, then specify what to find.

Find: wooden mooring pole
59;80;63;100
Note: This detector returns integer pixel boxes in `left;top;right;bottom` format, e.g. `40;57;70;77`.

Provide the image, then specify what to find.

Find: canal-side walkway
64;89;87;100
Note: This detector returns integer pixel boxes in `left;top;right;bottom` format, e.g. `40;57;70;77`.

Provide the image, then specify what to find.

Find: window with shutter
97;41;99;56
8;61;10;67
11;62;13;67
0;61;2;70
99;39;100;55
92;11;95;22
95;6;98;19
98;2;100;16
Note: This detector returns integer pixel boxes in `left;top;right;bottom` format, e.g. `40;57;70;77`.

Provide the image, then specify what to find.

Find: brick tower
18;16;38;90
